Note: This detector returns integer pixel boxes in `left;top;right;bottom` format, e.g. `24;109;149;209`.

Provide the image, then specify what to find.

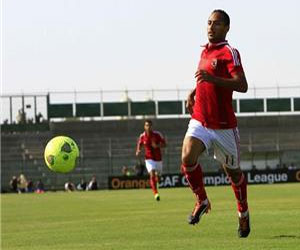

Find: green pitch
2;183;300;250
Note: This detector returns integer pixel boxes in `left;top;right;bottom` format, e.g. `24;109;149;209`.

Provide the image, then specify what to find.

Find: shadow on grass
272;235;300;239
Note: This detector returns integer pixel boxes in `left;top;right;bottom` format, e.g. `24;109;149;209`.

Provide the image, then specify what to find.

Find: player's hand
151;140;158;149
186;91;195;115
195;70;214;83
136;150;141;156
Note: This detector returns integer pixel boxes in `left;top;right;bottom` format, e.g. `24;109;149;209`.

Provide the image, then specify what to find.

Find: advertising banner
108;169;300;190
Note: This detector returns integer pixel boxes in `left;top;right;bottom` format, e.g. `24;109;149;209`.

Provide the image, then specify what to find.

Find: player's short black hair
211;9;230;26
144;119;152;125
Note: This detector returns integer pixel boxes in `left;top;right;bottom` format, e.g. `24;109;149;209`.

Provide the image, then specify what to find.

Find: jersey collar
145;130;153;136
201;40;228;49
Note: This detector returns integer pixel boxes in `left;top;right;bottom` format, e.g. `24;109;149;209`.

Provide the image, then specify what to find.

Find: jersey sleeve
137;134;143;147
157;132;166;145
226;47;244;76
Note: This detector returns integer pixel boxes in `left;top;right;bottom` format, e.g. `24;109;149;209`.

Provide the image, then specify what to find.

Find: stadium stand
1;115;300;192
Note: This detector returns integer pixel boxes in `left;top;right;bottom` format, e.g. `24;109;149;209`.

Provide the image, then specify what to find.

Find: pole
34;96;37;123
9;96;12;124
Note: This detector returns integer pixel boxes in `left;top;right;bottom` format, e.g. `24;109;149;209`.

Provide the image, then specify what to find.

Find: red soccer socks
231;173;248;214
181;163;207;203
149;175;158;195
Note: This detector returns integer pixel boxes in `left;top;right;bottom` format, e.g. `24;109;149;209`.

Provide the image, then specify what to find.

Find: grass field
2;183;300;250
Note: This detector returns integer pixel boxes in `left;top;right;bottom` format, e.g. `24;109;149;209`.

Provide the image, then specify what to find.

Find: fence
1;86;300;124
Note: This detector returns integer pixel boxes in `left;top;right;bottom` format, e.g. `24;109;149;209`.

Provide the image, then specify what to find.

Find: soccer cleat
238;211;250;238
154;193;160;201
188;199;211;225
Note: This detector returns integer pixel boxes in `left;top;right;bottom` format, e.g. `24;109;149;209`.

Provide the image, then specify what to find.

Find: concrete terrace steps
2;115;300;191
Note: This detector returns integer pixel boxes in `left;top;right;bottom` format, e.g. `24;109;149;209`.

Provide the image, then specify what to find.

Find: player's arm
136;137;143;156
186;88;196;115
151;135;166;149
195;70;248;93
156;139;166;148
161;139;166;148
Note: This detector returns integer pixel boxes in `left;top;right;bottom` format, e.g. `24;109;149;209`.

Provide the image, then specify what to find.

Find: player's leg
223;166;248;214
181;136;211;225
153;170;160;201
153;161;163;201
145;160;159;200
213;128;250;237
223;165;250;237
150;169;159;199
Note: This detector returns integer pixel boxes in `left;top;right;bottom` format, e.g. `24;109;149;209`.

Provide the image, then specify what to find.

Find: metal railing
1;85;300;124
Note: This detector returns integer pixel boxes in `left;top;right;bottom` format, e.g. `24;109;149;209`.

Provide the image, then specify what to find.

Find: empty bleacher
1;115;300;191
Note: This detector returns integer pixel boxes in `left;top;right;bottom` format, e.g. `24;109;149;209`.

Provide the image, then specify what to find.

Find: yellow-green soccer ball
44;136;79;173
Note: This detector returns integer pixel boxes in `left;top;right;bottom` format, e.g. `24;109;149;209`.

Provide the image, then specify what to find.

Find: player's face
207;12;229;43
144;122;152;133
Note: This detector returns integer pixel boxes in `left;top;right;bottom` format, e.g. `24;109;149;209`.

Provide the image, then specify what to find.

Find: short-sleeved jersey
138;131;166;161
192;41;244;129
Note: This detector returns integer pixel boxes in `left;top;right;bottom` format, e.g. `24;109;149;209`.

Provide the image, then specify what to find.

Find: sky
2;0;300;97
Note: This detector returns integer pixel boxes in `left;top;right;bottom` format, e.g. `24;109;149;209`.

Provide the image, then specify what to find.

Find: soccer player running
181;10;250;238
136;120;166;201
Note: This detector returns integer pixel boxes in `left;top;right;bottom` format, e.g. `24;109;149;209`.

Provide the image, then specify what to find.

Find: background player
136;120;166;201
181;9;250;237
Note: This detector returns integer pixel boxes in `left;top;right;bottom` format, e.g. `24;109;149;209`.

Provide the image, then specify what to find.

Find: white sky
2;0;300;95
